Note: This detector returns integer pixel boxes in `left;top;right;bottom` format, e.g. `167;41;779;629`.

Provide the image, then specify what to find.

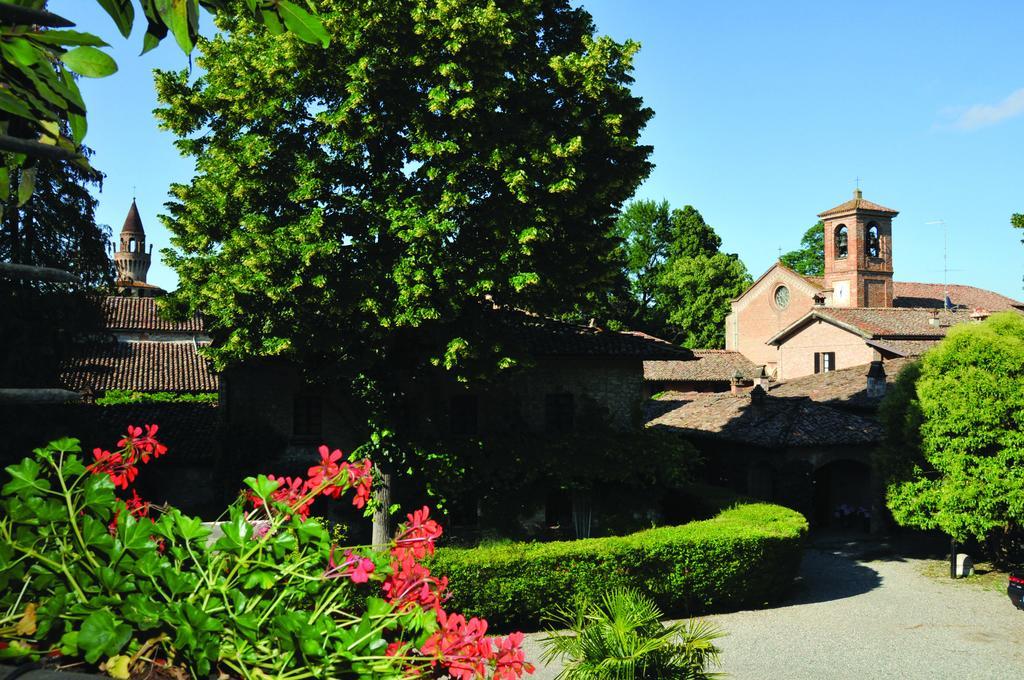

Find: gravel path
522;541;1024;679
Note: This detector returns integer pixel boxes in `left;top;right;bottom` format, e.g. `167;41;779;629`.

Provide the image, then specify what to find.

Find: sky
52;0;1024;299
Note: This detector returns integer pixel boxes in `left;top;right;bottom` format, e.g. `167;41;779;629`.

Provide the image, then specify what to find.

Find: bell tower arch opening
819;189;898;308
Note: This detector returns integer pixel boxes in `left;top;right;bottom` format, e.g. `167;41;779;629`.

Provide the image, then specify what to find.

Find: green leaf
276;1;329;47
2;457;50;497
244;474;280;502
155;0;194;54
174;512;212;543
78;610;132;664
122;515;156;552
83;474;116;518
61;47;118;78
17;165;36;206
1;38;41;66
30;30;110;47
96;0;135;38
0;90;35;120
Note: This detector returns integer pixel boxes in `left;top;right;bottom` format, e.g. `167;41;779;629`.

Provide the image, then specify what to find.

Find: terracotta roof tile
768;358;914;408
102;297;206;333
59;341;218;393
647;391;883;448
893;282;1024;312
818;191;899;218
644;350;757;383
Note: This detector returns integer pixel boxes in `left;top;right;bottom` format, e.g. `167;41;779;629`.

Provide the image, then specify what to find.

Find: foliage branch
0;426;533;679
877;312;1024;547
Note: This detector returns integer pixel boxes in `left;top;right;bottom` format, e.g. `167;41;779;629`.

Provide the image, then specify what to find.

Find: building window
544;393;575;433
814;352;836;374
449;394;479;436
834;225;848;259
774;285;790;310
128;238;137;253
866;223;880;258
293;394;323;437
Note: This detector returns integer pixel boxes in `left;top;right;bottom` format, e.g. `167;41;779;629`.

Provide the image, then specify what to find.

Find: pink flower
323;546;376;584
393;506;443;560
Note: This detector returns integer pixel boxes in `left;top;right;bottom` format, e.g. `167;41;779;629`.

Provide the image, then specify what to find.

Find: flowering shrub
0;427;533;679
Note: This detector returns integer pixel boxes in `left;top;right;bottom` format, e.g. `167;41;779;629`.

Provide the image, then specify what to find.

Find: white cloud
947;88;1024;131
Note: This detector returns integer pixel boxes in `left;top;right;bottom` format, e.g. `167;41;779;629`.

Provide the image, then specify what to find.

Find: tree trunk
371;469;394;548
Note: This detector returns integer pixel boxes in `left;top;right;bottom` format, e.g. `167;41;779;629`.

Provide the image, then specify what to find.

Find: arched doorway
813;459;871;529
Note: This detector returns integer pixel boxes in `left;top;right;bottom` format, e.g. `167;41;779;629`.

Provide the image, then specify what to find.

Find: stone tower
818;189;898;308
113;199;152;284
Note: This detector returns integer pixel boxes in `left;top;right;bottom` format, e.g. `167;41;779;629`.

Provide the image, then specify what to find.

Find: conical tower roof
121;199;145;235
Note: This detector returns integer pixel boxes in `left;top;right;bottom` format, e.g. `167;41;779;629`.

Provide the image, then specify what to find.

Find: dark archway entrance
813;459;871;528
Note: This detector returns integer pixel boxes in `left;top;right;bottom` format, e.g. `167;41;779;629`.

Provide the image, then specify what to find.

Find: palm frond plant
540;588;725;679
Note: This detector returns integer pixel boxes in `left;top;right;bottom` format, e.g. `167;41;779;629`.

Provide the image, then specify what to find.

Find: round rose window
774;285;790;309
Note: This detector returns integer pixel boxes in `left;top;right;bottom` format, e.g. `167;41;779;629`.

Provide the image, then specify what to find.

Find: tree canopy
779;221;824;276
607;199;749;347
156;0;652;419
0;0;328;175
0;151;112;387
877;312;1024;545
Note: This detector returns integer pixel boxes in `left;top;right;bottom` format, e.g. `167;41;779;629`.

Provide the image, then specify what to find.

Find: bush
878;312;1024;547
431;503;807;629
95;390;218;405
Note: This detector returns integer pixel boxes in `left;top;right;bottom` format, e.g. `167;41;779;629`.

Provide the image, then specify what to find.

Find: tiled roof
864;338;941;357
500;310;691;359
102;297;206;333
59;341;218;393
768;358;914;409
647;390;883;448
818;191;898;218
766;306;1011;346
644;350;757;383
893;282;1024;312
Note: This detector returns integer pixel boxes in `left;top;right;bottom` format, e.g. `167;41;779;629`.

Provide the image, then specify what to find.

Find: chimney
813;293;826;307
866;360;886;398
928;310;940;327
970;308;990;323
749;384;767;406
730;369;745;396
754;365;770;390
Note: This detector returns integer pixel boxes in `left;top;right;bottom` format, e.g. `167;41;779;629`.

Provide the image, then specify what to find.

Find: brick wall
731;267;818;371
776;320;877;380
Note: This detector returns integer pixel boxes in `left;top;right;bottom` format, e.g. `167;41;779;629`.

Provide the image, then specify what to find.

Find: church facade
725;190;1024;380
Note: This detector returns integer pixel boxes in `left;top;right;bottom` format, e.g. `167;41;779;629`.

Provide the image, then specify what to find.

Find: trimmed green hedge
430;503;808;630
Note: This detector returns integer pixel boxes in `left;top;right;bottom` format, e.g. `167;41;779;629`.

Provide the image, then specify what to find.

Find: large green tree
0;151;112;387
779;221;824;276
609;199;749;346
657;252;750;348
877;312;1024;551
155;0;652;530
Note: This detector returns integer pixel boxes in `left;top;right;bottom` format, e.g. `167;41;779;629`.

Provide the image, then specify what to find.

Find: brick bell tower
818;189;898;308
113;199;153;285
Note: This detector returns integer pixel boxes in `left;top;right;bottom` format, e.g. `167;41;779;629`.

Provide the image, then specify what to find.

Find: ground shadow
781;548;883;606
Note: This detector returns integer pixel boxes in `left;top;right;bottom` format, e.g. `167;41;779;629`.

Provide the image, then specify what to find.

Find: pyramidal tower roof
818;189;899;218
121;199;145;235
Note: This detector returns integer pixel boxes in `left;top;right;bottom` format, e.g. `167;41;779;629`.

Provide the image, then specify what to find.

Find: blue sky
53;0;1024;298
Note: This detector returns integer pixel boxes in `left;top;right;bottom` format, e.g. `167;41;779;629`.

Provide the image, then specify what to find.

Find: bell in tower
818;189;898;308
